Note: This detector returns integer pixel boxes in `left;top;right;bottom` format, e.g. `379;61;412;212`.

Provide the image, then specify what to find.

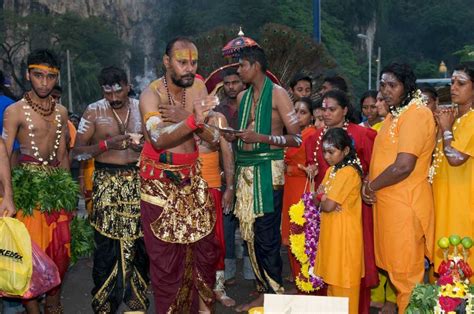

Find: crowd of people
0;35;473;314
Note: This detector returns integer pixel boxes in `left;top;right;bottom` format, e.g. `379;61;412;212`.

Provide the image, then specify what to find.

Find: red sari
305;123;378;314
282;126;317;280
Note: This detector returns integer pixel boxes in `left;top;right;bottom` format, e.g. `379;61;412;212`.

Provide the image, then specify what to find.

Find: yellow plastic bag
0;217;33;296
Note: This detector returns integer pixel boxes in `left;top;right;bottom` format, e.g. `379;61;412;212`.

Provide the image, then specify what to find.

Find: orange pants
387;268;424;313
327;284;360;314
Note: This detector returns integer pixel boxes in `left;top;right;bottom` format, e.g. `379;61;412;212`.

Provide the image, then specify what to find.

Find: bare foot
215;290;236;307
381;301;397;314
235;294;263;312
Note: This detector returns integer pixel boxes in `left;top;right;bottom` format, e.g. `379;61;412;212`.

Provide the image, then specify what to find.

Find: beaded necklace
163;76;186;108
428;107;474;183
24;92;56;117
23;98;62;165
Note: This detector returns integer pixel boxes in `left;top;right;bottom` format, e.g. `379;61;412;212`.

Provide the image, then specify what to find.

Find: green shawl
236;76;283;214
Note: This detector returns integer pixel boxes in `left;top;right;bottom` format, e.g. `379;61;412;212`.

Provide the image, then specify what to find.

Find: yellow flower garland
289;200;305;226
289;233;307;264
289;199;323;293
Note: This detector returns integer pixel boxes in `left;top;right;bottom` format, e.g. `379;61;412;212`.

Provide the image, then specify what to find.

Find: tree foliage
376;0;474;78
2;0;473;108
0;11;126;113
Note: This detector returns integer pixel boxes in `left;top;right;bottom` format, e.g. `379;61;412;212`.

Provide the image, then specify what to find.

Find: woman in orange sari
281;97;317;284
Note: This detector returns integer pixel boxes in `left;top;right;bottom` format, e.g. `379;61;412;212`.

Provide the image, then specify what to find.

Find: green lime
449;234;461;246
461;237;473;249
438;237;450;249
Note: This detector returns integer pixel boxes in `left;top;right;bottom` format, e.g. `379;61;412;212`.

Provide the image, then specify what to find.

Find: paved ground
0;199;382;313
60;250;293;314
1;251;384;313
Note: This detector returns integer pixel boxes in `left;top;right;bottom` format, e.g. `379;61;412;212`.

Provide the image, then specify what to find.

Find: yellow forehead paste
28;64;59;74
173;49;198;61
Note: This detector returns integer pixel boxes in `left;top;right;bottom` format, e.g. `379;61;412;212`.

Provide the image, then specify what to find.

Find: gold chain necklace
111;106;130;135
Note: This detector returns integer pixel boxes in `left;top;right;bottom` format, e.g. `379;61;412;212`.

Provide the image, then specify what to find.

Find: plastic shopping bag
21;241;61;299
0;217;33;296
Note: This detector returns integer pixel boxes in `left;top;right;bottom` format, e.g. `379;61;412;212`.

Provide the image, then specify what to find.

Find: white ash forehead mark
452;70;470;82
323;142;335;150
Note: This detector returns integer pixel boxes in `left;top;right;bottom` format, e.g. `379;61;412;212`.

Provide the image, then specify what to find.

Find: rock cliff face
2;0;159;67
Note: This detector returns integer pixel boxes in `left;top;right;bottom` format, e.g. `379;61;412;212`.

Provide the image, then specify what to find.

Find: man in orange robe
364;63;436;313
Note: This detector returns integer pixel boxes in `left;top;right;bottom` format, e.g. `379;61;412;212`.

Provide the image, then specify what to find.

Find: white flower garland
428;108;474;183
23;105;62;165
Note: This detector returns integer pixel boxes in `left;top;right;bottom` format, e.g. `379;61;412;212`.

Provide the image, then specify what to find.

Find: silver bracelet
443;130;453;141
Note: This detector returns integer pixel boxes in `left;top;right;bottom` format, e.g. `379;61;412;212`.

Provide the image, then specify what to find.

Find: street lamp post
357;33;373;90
376;46;381;91
313;0;321;43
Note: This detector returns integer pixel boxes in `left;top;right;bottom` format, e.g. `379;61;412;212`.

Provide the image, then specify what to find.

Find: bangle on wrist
316;193;325;202
443;130;453;141
367;181;376;193
99;140;108;151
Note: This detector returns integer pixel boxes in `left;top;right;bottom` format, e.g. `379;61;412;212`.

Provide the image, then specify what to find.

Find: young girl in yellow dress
314;127;364;314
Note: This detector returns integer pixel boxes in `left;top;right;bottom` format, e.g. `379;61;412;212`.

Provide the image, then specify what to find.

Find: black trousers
252;189;284;293
91;231;149;313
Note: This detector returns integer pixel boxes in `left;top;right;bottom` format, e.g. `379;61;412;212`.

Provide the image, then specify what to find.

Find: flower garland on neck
313;120;349;165
23;96;62;165
428;108;474;183
289;192;325;292
324;156;363;193
388;89;426;143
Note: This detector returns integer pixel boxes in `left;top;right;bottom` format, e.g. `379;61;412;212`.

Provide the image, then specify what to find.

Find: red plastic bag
22;241;61;299
1;241;61;299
